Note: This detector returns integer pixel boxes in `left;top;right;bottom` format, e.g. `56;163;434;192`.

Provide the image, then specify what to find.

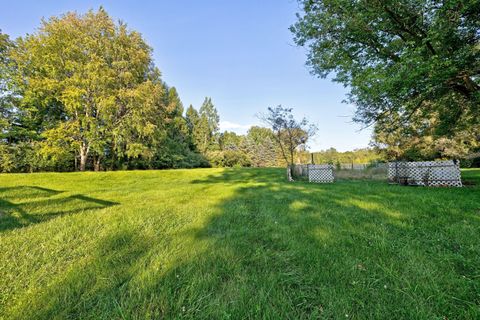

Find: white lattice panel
388;160;462;187
308;164;334;183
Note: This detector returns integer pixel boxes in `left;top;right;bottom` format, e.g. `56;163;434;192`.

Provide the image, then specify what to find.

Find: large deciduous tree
11;8;164;170
291;0;480;147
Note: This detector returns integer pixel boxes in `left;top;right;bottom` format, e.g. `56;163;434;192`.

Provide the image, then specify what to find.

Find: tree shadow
8;229;152;319
0;185;63;200
191;167;285;185
160;169;479;318
0;186;118;232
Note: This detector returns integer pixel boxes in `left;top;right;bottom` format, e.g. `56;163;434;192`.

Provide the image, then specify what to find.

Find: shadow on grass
0;186;118;232
191;167;285;184
9;229;152;319
461;169;480;186
165;169;479;318
5;169;480;319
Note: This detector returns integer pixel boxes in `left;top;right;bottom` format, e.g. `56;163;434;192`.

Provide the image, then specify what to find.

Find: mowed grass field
0;168;479;319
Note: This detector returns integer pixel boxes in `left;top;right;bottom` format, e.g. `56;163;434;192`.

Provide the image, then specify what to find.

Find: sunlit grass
1;168;479;319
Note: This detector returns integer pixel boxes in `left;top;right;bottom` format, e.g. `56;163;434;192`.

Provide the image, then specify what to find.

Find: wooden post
395;161;399;184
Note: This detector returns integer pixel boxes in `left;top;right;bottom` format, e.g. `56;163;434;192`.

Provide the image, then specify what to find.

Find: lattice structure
339;163;368;170
286;164;335;183
388;160;462;187
308;164;335;183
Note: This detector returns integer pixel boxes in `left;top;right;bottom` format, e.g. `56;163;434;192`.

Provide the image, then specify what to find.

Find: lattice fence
287;164;334;183
388;160;462;187
308;164;335;183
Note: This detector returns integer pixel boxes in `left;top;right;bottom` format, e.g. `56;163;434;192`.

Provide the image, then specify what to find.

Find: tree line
308;148;382;166
0;9;293;172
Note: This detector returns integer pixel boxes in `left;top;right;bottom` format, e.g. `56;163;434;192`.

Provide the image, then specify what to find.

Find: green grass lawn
0;168;479;319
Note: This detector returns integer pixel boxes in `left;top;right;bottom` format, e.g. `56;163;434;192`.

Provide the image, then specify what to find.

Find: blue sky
0;0;372;151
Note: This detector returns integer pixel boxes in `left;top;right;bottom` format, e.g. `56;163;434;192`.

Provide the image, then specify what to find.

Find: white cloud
219;120;259;134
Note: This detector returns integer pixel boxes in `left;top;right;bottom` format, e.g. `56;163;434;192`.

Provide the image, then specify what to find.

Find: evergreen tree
199;97;219;134
185;104;200;149
243;126;278;167
186;97;220;154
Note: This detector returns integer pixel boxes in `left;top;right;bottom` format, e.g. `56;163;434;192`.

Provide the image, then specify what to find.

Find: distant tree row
307;148;383;166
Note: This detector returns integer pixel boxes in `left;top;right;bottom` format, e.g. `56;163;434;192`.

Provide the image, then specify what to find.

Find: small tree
261;105;317;166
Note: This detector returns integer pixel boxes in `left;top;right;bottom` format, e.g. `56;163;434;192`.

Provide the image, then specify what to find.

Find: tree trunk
79;144;88;171
94;156;101;172
74;151;78;171
275;132;289;166
109;142;116;171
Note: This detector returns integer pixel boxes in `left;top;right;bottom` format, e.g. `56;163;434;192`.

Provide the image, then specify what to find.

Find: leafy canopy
291;0;480;137
11;8;165;170
262;105;317;165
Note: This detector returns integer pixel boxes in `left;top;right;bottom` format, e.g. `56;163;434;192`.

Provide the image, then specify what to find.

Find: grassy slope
0;168;479;319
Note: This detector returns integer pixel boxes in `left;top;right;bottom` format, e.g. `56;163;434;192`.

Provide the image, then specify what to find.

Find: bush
460;157;480;168
207;150;251;168
0;142;38;173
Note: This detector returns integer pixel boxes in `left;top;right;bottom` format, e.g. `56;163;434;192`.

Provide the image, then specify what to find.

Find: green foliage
209;132;251;167
35;124;77;171
0;30;24;144
219;131;242;151
199;97;219;134
0;142;36;173
262;105;317;165
207;149;251;168
2;9;326;172
0;143;17;172
243;126;279;167
371;110;480;161
187;97;220;154
0;10;211;172
185;104;200;149
291;0;480;147
185;99;252;167
12;8;171;171
311;147;382;164
0;168;479;318
0;29;39;173
185;100;219;154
